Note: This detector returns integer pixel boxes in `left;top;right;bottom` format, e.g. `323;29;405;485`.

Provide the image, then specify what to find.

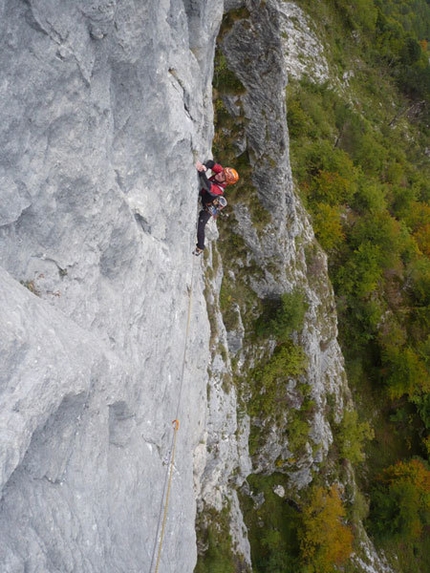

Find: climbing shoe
193;246;204;256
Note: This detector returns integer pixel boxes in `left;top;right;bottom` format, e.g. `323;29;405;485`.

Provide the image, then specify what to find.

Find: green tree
369;458;430;541
407;257;430;306
309;170;357;206
337;409;374;464
313;203;346;252
382;346;430;399
351;182;387;215
335;241;383;298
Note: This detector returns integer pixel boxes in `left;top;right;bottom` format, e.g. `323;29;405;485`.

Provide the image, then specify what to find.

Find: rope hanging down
149;253;197;573
153;419;180;573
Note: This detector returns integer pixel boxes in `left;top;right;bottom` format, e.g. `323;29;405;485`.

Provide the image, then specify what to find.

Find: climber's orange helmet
224;167;239;185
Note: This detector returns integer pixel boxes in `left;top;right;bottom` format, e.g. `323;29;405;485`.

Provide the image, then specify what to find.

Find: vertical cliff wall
195;0;348;530
214;0;349;480
195;2;393;572
0;1;393;572
0;1;222;571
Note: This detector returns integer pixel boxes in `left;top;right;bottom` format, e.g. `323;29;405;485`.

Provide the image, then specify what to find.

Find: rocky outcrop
208;0;348;488
0;1;392;572
0;1;220;571
196;3;393;572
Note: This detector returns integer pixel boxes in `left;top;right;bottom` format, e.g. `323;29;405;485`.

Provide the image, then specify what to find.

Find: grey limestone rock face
217;0;348;486
0;1;393;572
0;1;222;571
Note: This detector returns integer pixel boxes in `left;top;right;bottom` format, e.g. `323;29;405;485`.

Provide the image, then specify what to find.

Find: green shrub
195;507;242;573
256;289;308;342
287;407;312;455
214;51;245;94
249;341;308;419
335;409;374;464
239;473;301;573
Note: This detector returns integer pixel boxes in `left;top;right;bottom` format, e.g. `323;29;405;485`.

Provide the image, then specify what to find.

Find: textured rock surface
0;1;392;572
218;0;349;485
206;3;393;572
278;1;330;83
0;1;221;571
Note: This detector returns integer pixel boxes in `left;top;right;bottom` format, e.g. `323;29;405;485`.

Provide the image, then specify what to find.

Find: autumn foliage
299;485;353;572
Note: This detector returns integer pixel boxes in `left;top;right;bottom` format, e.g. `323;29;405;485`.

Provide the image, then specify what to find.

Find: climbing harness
206;196;227;217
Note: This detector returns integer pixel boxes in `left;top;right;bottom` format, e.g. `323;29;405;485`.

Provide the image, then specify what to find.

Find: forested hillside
287;0;430;570
205;0;430;571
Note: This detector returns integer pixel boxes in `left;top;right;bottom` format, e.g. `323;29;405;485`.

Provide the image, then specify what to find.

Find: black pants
197;209;212;250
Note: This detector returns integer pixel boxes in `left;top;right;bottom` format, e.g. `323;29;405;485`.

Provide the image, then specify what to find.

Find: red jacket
198;161;226;205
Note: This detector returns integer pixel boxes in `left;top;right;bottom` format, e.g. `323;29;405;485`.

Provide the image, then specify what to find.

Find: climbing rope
149;252;197;573
153;419;180;573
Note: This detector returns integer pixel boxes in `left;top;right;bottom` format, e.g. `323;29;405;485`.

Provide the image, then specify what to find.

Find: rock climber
193;160;239;256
